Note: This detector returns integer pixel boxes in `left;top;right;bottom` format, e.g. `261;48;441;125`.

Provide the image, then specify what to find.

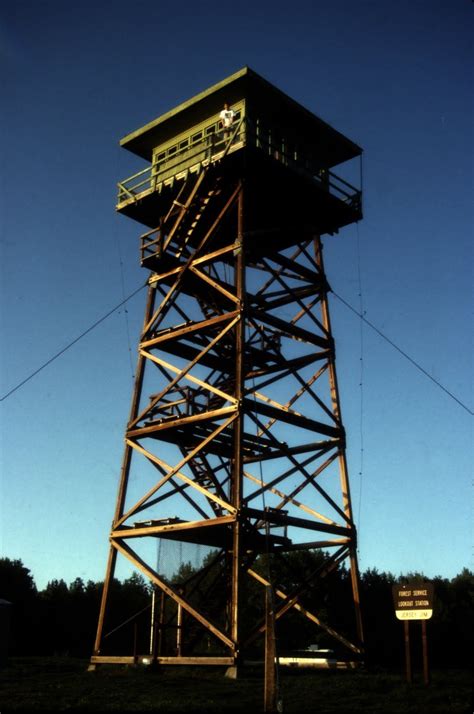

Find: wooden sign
392;582;434;620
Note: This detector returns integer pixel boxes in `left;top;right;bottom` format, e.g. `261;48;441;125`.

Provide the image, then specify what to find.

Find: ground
0;658;471;713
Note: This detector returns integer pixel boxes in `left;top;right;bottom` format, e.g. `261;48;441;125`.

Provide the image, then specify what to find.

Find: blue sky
1;0;472;591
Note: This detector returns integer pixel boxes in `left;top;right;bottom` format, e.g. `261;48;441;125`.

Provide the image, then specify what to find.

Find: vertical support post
421;620;429;685
177;603;183;656
90;545;118;662
157;590;165;657
229;182;245;665
264;587;277;714
404;621;412;684
149;587;156;656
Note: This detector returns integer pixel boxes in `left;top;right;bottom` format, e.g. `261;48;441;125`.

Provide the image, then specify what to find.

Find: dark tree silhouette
0;558;39;655
1;555;472;666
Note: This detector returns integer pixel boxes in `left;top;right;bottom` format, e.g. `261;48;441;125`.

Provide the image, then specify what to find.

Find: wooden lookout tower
90;67;364;670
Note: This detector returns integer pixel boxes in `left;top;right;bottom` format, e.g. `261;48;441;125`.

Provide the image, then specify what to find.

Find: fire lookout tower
91;67;364;669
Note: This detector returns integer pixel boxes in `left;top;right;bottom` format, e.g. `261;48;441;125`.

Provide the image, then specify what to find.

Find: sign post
392;582;434;685
403;620;412;684
421;620;429;685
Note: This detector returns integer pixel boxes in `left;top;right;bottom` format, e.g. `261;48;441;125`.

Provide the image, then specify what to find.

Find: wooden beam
190;265;240;304
127;404;237;438
242;506;350;537
90;655;235;666
247;306;330;350
129;313;240;428
243;468;338;525
243;396;341;439
111;514;236;539
111;538;235;651
247;567;362;654
141;310;239;348
115;415;238;527
144;181;241;334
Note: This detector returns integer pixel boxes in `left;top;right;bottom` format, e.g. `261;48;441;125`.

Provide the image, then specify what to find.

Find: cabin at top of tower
116;67;362;235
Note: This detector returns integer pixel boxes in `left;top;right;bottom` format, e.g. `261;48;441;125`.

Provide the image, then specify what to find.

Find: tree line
1;556;472;668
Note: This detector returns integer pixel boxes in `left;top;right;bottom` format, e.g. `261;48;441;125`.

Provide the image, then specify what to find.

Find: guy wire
356;221;365;544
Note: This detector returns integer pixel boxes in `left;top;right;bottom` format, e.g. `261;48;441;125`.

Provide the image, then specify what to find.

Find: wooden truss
90;163;364;668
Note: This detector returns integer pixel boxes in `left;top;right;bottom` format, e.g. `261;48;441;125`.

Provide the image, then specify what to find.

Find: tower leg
230;184;245;657
315;235;364;652
90;285;156;665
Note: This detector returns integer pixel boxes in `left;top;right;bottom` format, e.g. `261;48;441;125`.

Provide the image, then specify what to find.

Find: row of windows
153;110;242;165
149;111;333;192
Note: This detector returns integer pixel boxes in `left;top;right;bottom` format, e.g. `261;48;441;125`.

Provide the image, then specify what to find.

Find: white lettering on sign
396;609;433;621
392;583;434;621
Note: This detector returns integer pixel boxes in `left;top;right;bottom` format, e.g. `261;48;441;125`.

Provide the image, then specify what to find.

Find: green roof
120;67;362;168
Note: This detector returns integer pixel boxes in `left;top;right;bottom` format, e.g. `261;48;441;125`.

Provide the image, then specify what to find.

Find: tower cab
116;66;362;239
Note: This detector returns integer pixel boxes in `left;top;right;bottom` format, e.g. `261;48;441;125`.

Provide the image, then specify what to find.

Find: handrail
117;119;246;205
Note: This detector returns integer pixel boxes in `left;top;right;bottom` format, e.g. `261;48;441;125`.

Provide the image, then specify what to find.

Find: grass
0;658;471;713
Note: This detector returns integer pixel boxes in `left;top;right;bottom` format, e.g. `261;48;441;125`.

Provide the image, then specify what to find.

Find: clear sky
1;0;472;592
